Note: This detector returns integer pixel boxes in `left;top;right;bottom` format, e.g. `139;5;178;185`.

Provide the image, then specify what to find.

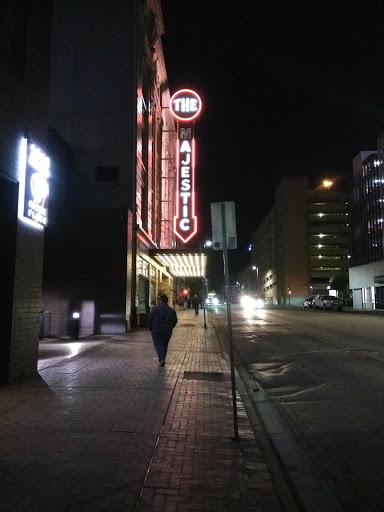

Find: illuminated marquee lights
170;89;202;243
154;252;207;277
18;138;50;228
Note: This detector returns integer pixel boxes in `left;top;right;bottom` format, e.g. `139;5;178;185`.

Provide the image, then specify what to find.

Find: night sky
160;3;384;286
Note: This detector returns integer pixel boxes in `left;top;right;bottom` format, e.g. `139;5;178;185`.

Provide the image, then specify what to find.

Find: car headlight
240;296;263;309
212;297;219;305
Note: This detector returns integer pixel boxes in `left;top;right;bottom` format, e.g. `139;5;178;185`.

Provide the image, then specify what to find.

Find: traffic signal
288;290;292;295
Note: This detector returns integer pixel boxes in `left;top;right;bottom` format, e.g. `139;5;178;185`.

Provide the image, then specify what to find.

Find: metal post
203;278;207;328
221;203;239;440
200;244;208;329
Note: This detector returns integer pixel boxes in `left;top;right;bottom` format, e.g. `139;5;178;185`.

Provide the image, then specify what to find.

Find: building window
95;166;119;183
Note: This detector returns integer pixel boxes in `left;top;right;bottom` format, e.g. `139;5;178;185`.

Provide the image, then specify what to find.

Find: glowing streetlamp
201;240;212;329
252;265;259;291
323;179;333;189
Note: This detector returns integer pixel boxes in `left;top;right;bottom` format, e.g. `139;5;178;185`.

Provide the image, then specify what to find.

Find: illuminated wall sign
170;89;202;243
18;138;50;228
170;89;202;122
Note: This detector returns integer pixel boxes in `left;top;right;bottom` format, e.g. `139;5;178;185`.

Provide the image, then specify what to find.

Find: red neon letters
170;89;202;243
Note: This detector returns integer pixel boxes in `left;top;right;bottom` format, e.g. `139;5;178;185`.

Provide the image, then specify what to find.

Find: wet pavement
0;309;295;512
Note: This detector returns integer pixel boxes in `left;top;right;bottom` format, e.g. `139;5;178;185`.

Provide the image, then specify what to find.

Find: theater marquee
170;89;202;243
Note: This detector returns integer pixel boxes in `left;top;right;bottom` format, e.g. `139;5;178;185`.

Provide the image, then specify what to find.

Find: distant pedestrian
147;294;178;367
192;294;200;315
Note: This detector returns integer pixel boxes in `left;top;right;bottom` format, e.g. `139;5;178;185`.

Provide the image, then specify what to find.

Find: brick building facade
43;0;177;335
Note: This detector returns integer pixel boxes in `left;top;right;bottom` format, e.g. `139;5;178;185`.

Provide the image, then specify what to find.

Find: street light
252;265;259;293
70;311;80;339
202;240;212;328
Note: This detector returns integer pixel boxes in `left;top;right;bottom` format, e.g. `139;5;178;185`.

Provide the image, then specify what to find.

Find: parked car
303;296;315;308
313;295;343;311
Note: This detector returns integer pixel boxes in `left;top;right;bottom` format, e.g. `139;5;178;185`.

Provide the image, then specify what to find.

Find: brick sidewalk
0;309;285;511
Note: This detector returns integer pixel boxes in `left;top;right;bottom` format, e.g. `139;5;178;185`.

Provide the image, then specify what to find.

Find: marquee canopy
149;248;207;277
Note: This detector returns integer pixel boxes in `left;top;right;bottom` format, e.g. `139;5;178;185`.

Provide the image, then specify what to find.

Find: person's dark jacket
148;302;177;333
192;296;199;308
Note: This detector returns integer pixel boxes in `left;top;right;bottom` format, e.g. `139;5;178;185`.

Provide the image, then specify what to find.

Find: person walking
192;294;200;315
147;294;178;367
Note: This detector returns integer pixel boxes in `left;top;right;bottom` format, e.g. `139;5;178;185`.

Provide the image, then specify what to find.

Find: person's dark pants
194;305;199;315
151;328;172;362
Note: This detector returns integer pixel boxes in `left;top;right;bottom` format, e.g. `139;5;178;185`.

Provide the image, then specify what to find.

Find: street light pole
201;241;211;329
252;265;258;295
202;276;207;329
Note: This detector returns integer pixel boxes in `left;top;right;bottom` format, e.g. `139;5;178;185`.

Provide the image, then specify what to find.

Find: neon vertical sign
170;89;202;243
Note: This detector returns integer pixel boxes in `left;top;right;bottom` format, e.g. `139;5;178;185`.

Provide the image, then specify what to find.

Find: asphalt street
211;304;384;512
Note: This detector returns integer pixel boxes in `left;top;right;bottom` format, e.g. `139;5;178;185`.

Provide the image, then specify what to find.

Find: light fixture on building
151;250;207;277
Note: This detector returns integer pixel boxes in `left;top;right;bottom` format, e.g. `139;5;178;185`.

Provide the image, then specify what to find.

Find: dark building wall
49;0;136;209
0;1;52;383
45;0;176;332
0;176;18;382
44;0;139;334
43;208;128;335
276;177;309;304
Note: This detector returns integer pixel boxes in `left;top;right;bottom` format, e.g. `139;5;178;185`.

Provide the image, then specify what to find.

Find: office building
250;177;350;306
348;139;384;310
